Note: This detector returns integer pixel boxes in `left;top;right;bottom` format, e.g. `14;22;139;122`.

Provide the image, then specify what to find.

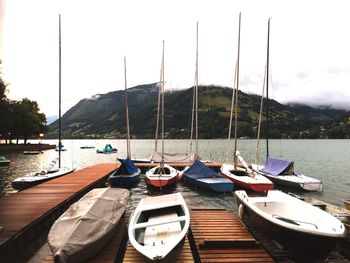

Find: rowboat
108;158;141;186
145;163;180;188
128;193;190;261
252;156;323;191
0;156;10;166
48;188;129;263
11;159;76;190
221;152;273;192
183;160;233;192
235;190;346;259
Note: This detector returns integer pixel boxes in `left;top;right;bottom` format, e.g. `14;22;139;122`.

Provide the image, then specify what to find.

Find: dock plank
190;209;275;262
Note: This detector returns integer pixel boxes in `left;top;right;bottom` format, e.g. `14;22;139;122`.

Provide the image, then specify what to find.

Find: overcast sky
1;0;350;117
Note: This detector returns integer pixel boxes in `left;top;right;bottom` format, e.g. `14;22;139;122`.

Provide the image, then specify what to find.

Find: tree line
0;60;47;144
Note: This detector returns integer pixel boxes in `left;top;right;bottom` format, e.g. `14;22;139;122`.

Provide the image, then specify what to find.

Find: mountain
47;83;350;139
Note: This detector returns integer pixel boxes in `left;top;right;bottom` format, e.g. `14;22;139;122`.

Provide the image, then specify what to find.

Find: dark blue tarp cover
260;156;293;176
115;158;138;175
184;160;223;179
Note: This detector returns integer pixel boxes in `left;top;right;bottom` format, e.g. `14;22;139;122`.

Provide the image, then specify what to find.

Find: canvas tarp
116;158;139;175
184;160;221;179
150;151;196;163
260;156;294;176
48;188;129;263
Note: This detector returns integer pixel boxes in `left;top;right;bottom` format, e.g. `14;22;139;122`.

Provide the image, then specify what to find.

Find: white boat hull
235;190;345;259
128;193;190;261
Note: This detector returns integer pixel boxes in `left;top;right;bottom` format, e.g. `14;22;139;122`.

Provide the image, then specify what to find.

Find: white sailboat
12;15;75;190
220;14;274;192
145;41;180;188
251;19;322;192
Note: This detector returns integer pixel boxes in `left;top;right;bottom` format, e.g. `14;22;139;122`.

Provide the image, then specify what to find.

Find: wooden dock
0;163;117;260
189;208;274;262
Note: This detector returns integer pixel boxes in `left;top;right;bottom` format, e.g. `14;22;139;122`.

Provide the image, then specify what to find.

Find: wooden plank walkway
190;208;275;262
0;163;117;259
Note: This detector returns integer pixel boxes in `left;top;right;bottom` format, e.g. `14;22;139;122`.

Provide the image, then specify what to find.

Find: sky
1;0;350;118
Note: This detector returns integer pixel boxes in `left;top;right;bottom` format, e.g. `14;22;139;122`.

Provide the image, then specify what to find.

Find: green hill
47;83;350;139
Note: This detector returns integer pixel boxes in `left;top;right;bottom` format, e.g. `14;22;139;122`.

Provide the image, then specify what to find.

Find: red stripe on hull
145;174;179;188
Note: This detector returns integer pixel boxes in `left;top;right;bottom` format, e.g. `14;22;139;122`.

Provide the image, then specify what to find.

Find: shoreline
0;143;56;152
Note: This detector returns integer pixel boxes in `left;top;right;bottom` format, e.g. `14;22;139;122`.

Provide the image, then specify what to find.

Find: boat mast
256;65;267;163
226;60;237;161
154;57;162;153
161;40;165;165
195;22;199;159
233;13;241;169
266;18;270;159
124;57;131;159
58;14;62;168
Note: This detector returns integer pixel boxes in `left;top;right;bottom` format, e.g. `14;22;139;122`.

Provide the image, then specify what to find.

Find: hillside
47;83;350;139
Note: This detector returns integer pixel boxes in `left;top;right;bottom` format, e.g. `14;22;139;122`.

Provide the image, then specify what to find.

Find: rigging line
226;59;238;162
154;50;163;153
195;21;199;159
266;18;271;159
256;65;267;164
161;40;165;166
58;14;62;168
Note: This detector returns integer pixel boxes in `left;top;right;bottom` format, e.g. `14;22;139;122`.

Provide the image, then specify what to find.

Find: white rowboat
128;193;190;261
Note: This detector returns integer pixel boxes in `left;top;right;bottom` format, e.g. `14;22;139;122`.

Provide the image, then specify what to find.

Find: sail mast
266;18;270;159
233;13;241;169
58;14;62;168
161;40;165;165
154;58;162;153
124;57;131;159
256;65;267;163
195;22;199;159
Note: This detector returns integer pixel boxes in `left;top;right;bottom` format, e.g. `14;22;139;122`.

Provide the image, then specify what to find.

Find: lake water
1;139;349;262
1;139;349;207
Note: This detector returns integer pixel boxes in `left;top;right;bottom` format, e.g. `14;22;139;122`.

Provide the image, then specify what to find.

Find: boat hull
184;175;233;192
108;170;140;187
145;164;180;188
235;191;345;259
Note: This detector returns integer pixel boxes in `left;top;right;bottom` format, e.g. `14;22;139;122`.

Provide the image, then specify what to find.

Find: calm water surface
1;139;349;208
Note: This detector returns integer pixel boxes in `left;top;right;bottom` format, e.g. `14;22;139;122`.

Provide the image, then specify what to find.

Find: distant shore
0;143;56;152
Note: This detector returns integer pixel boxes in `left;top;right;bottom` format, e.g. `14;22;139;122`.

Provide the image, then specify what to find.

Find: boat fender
238;204;244;219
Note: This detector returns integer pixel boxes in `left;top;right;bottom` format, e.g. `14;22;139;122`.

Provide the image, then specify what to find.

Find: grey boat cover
48;188;129;263
150;151;196;163
260;156;294;176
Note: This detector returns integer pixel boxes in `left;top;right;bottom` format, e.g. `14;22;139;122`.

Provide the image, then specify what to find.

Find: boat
48;187;129;263
109;158;141;186
12;16;75;190
0;156;10;166
220;14;273;192
145;41;180;188
11;158;76;190
23;150;43;155
221;152;273;192
343;200;350;211
128;192;190;261
96;144;117;154
108;57;141;187
251;19;322;192
235;189;346;259
80;145;95;149
251;156;322;191
183;160;233;192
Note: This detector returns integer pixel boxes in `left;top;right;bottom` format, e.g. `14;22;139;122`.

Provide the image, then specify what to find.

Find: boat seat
133;215;186;230
143;213;182;247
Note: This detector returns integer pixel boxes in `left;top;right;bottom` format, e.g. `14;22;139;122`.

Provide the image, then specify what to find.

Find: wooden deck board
0;163;117;258
190;209;275;263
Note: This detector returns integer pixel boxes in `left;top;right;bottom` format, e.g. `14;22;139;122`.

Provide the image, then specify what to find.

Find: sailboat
183;22;233;193
220;14;274;192
145;41;181;188
251;19;323;192
12;15;75;190
108;57;141;187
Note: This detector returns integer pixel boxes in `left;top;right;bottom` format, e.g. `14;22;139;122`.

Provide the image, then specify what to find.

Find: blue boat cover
260;156;294;176
117;158;138;175
184;160;223;179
